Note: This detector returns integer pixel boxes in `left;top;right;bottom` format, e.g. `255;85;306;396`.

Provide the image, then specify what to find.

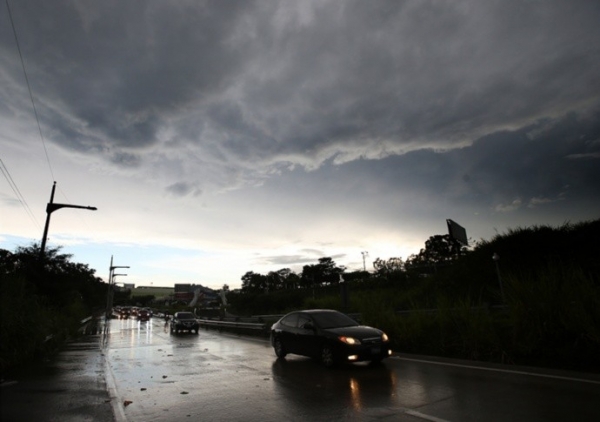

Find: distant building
172;283;220;306
174;283;194;301
123;283;135;290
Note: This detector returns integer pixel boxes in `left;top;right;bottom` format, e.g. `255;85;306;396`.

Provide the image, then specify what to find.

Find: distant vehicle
170;312;200;334
270;309;392;368
137;309;150;322
118;307;132;319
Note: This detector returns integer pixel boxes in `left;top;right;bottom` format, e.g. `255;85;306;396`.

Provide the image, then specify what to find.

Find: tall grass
504;263;600;369
348;262;600;371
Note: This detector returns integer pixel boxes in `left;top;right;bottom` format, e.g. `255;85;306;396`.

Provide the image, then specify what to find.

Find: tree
266;271;283;291
1;243;106;309
301;257;346;288
269;268;300;290
405;234;468;274
240;271;267;293
276;269;301;289
373;257;404;276
1;243;109;371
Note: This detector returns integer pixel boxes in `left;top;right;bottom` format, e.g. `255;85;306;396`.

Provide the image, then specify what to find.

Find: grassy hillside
130;286;174;298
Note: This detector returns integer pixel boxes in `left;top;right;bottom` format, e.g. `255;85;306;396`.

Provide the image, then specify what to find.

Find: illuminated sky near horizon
1;0;599;289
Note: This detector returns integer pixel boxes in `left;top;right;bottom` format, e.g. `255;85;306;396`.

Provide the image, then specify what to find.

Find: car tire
274;338;287;358
321;344;336;368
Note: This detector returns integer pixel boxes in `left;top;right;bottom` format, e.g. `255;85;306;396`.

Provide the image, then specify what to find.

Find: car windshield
177;313;195;320
311;312;358;329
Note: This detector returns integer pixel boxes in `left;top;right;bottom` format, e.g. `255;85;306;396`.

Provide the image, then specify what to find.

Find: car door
277;313;299;354
295;314;320;357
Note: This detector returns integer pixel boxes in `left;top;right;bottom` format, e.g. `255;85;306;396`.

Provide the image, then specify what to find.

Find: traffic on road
101;312;600;422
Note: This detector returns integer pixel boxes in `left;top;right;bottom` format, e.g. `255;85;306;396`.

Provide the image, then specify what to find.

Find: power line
5;0;55;181
0;158;41;230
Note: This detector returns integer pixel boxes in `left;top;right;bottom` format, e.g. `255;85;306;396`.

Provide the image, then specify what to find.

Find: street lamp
493;253;505;302
106;273;127;319
40;182;97;260
105;255;130;318
361;251;368;272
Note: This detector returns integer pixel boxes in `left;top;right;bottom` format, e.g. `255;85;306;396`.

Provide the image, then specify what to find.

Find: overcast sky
1;0;599;289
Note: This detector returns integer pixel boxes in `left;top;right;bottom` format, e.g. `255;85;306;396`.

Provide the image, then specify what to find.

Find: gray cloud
2;0;600;195
165;181;202;197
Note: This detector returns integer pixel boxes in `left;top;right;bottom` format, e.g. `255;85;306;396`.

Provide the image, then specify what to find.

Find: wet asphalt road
107;318;600;421
1;333;114;422
3;317;600;421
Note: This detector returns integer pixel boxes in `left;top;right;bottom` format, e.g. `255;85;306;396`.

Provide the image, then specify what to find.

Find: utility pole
361;251;369;272
105;255;130;319
39;182;97;260
492;253;505;303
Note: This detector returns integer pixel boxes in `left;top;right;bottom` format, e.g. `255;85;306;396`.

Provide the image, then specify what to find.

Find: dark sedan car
137;309;150;322
170;311;200;334
270;309;392;368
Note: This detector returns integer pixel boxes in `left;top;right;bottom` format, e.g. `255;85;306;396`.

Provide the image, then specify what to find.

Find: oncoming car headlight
339;336;361;345
381;333;389;342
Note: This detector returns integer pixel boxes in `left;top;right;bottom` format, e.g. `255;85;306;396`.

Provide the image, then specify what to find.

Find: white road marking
396;356;600;385
104;355;128;422
405;409;451;422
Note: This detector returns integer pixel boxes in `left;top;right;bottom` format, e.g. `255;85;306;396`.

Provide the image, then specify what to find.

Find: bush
505;263;600;370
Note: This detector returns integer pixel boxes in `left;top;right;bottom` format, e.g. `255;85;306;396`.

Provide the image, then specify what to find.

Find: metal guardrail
194;312;363;337
196;318;268;336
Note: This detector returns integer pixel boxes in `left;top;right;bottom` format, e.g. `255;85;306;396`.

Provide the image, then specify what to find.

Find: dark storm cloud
312;107;600;217
2;0;251;149
2;0;599;186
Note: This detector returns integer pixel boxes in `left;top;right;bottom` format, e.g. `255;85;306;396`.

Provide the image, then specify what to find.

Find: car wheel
274;338;287;358
321;344;336;368
194;329;199;334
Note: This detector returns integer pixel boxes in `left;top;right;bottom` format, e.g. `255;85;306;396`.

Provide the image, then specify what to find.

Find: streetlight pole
39;182;97;260
361;251;368;272
107;273;127;318
493;253;505;303
105;255;130;318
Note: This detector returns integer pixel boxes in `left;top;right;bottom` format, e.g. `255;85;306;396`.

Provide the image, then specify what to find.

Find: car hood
325;325;382;339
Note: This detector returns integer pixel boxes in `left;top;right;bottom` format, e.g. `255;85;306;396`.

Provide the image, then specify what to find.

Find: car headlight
381;332;389;342
339;336;361;345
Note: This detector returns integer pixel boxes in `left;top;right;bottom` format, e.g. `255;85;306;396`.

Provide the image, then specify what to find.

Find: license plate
371;347;380;354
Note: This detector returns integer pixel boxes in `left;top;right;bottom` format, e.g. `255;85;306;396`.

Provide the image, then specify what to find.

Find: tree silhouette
405;234;468;273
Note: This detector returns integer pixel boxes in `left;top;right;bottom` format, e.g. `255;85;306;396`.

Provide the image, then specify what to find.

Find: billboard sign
446;219;468;246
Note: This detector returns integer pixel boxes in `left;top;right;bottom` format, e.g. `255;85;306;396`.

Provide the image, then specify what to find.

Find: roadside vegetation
227;219;600;372
0;245;107;373
2;219;598;374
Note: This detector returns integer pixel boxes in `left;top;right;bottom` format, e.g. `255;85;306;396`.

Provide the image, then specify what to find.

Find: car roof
293;309;340;315
301;309;338;313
